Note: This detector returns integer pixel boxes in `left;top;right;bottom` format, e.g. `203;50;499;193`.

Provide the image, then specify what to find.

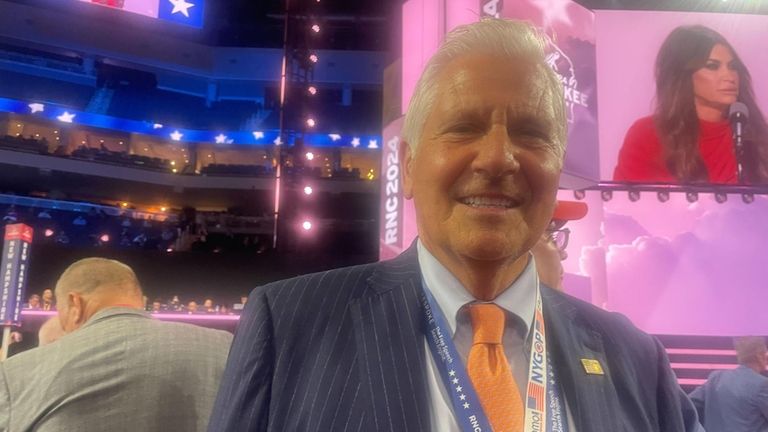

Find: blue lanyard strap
419;282;570;432
419;286;493;432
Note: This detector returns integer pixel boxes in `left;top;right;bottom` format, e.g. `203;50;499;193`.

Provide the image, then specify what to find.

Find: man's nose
471;125;521;177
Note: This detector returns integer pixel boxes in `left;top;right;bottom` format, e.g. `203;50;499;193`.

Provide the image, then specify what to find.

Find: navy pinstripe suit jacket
208;245;701;432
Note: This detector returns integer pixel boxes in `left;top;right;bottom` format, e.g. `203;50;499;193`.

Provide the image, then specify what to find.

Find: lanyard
419;282;569;432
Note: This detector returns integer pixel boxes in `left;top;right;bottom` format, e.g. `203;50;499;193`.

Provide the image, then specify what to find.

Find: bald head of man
55;258;144;333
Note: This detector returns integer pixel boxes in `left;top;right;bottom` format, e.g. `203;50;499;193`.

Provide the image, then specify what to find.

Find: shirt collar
417;239;538;337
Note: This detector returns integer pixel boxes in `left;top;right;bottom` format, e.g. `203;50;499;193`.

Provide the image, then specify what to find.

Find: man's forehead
435;55;553;112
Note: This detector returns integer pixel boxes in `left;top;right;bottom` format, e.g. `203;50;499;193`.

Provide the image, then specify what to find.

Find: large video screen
76;0;204;28
596;11;768;186
559;190;768;336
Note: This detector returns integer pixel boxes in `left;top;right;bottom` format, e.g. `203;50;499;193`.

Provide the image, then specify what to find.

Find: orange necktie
466;303;524;432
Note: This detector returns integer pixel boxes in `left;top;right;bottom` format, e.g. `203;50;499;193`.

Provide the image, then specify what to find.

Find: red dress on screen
613;116;738;184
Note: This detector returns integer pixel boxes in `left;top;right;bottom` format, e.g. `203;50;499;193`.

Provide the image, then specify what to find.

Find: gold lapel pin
581;358;605;375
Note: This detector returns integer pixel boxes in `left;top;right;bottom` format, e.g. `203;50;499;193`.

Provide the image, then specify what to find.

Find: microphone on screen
729;102;749;184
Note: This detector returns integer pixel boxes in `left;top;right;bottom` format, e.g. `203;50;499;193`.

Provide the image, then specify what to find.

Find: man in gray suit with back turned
690;336;768;432
0;258;232;432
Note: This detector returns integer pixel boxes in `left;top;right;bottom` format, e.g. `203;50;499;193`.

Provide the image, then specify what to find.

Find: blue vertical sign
1;224;33;327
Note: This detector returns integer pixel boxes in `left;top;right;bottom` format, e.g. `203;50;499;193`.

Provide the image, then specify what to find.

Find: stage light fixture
302;220;312;231
44;229;54;238
714;192;728;204
628;190;641;202
160;207;167;212
306;152;315;161
685;191;698;203
600;190;612;202
573;190;586;200
121;202;129;208
657;191;670;203
742;193;755;204
306;118;316;128
311;24;320;33
304;186;313;195
99;234;110;243
308;86;317;95
309;54;318;63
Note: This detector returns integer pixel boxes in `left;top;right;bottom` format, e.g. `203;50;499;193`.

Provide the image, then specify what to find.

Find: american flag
527;382;545;411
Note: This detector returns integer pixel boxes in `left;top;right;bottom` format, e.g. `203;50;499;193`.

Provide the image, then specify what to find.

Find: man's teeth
461;197;514;208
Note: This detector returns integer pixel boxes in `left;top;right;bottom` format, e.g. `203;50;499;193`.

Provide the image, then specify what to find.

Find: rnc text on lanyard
419;283;569;432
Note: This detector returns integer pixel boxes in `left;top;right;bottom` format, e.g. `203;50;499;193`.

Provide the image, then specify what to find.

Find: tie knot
469;303;505;345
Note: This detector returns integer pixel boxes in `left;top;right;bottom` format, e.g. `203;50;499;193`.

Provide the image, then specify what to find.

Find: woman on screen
613;25;768;184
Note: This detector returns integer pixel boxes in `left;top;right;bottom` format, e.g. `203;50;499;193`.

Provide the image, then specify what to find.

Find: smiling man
208;19;701;432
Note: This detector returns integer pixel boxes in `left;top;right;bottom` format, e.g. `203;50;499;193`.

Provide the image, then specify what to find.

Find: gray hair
401;18;566;158
734;336;767;365
55;257;142;300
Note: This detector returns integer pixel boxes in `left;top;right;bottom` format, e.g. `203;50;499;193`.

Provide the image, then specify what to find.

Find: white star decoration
448;370;456;377
328;134;341;141
367;139;378;149
459;394;466;401
452;378;459;384
28;103;45;114
253;131;265;140
153;123;164;129
170;130;183;141
455;386;463;393
56;112;75;123
273;136;283;146
463;402;470;409
215;134;228;144
351;137;360;148
169;0;194;17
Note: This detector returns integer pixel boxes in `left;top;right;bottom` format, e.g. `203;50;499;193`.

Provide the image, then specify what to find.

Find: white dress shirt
417;240;576;432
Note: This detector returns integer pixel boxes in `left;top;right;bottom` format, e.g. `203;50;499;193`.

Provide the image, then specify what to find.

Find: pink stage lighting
306;118;316;128
308;86;317;95
99;234;110;242
309;54;318;63
311;24;320;33
44;229;54;237
302;220;312;231
305;152;315;161
304;186;313;195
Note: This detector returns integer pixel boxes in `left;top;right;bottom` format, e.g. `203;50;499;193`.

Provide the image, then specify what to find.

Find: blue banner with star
158;0;204;28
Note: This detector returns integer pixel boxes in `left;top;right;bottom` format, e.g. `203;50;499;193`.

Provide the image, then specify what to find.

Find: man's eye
446;124;481;134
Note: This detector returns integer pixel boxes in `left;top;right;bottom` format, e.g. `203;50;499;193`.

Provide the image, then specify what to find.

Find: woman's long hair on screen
654;25;768;183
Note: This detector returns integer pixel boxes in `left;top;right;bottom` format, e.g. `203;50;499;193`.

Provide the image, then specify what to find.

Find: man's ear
400;139;414;200
68;292;85;326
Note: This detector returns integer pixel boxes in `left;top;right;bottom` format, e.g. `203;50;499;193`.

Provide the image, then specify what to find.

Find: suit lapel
351;245;431;432
542;287;622;432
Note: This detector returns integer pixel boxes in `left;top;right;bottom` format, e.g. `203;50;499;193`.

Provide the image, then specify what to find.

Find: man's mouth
459;195;520;209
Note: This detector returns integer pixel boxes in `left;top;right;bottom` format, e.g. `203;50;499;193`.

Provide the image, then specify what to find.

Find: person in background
150;299;164;312
689;336;768;432
203;299;215;313
187;301;199;313
614;25;768;184
25;294;41;309
531;200;588;291
0;258;232;432
41;289;55;311
208;18;700;432
38;317;65;346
